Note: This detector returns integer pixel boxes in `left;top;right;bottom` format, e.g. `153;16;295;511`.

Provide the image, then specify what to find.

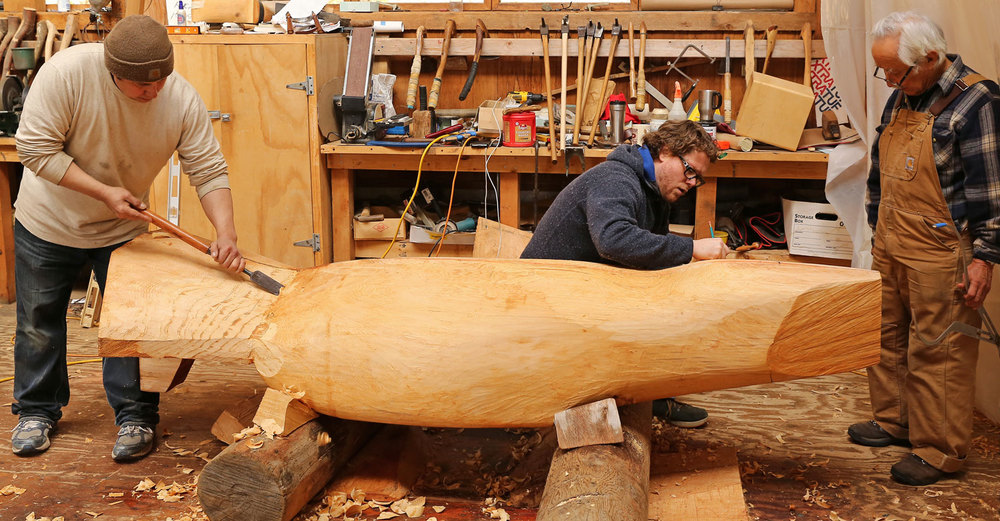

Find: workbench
0;137;17;303
321;142;829;261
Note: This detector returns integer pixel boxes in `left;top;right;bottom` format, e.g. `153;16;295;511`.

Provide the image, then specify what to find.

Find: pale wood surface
472;217;532;259
252;387;320;436
211;392;264;444
553;398;624;450
191;0;261;24
99;233;881;428
648;445;749;520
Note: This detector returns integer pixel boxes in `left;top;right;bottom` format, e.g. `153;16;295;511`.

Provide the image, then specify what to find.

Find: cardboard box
781;198;853;260
477;100;505;135
354;218;407;240
735;72;815;151
409;225;476;245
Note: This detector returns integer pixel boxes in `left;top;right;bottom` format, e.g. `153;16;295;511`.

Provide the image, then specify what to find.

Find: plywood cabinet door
153;41;318;268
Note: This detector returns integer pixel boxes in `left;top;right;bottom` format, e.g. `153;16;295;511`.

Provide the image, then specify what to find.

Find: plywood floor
0;298;998;521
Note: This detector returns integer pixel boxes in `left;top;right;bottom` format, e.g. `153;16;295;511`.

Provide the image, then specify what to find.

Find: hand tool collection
336;18;823;160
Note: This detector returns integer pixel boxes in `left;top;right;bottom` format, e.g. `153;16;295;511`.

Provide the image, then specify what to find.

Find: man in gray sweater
11;16;245;462
521;120;728;426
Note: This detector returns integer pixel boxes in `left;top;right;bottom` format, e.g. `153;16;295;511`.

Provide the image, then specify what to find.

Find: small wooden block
553;397;623;449
211;392;265;444
252;387;320;436
139;358;194;393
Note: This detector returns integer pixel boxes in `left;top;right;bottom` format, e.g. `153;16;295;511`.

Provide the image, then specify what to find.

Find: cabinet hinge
294;234;321;252
286;76;315;95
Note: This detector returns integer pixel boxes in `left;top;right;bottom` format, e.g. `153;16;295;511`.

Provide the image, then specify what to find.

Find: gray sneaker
11;416;55;456
111;423;156;462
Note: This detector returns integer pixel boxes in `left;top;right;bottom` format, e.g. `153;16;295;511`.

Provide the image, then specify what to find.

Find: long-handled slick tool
559;16;569;155
576;22;603;144
723;36;732;124
138;207;284;296
405;25;425;109
540;18;557;163
636;22;647;112
427;19;455;110
572;21;594;145
458;19;487;101
801;22;812;87
588;18;621;145
627;22;635;99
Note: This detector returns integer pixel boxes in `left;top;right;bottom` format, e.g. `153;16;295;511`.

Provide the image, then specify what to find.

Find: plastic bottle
667;81;687;122
175;1;186;25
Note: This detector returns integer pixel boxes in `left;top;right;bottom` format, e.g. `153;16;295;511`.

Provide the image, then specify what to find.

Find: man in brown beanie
11;15;244;462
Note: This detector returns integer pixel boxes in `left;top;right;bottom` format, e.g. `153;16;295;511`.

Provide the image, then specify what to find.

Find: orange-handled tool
138;207;284;296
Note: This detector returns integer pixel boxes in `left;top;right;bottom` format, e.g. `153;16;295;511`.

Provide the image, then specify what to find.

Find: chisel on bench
136;207;284;296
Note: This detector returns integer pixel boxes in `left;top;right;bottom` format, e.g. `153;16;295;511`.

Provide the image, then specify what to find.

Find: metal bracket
208;110;232;122
287;76;315;95
293;234;321;252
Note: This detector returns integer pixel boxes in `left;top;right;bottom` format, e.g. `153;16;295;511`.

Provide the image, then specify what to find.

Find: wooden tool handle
541;31;556;162
140;208;211;254
801;22;812;87
3;8;35;75
636;24;646;112
427;19;455;110
588;32;620;145
559;27;568;154
743;21;755;83
58;12;77;53
627;22;635;99
406;26;424;109
723;72;732;124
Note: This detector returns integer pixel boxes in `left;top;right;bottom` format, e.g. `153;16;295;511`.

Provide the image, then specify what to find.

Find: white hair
872;11;947;66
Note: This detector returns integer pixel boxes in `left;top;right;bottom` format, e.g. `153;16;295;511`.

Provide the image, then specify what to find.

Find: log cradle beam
98;233;881;429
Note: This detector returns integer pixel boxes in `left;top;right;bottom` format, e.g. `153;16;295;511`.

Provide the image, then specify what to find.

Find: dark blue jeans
11;221;158;426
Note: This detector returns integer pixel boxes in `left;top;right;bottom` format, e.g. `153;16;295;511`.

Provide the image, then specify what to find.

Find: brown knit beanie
104;15;173;82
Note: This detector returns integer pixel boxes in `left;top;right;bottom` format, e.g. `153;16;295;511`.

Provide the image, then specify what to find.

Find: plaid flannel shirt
867;54;1000;264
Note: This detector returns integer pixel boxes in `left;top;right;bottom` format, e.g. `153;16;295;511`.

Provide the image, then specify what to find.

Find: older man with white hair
847;11;1000;486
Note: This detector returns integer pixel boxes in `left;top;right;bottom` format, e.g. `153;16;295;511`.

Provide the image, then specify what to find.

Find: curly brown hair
642;120;719;164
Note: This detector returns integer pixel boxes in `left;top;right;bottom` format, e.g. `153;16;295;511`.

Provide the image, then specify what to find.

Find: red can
502;112;536;147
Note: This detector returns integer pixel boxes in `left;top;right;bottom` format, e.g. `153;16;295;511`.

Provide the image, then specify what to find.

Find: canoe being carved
98;233;881;428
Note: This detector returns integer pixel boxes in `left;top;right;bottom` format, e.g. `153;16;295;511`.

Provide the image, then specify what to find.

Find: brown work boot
891;453;947;486
847;420;909;447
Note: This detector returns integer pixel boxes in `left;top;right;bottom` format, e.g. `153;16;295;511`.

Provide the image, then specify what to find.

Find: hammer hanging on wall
406;25;425;109
458;19;486;101
427;19;455;110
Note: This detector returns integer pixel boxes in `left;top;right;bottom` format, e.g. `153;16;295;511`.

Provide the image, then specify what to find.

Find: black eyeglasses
873;65;913;88
679;155;705;187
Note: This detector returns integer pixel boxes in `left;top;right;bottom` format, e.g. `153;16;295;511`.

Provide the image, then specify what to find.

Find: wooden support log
198;417;380;521
98;233;881;429
537;402;652;521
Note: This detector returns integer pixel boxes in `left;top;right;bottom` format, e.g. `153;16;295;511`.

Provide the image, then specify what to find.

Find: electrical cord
432;135;475;257
381;133;452;258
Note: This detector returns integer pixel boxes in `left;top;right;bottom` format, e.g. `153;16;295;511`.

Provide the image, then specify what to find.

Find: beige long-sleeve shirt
15;43;229;248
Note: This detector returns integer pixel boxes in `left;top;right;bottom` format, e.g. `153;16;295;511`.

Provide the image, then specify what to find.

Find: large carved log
98;233;881;428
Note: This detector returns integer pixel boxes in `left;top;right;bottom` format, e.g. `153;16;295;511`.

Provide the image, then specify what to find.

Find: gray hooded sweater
520;144;694;269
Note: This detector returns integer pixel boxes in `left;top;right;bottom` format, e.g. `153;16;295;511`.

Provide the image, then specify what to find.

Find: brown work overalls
868;74;987;473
